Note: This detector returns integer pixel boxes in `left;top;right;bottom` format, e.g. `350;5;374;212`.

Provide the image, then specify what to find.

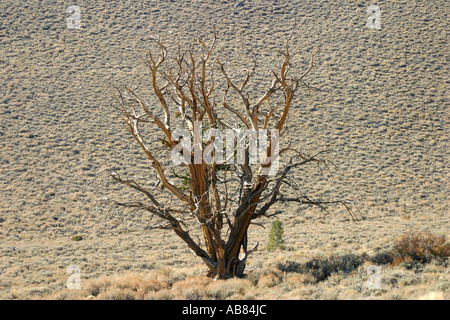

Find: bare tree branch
108;27;354;279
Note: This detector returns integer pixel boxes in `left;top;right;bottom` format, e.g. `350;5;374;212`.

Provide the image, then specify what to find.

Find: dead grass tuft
391;231;450;266
171;276;213;300
205;278;253;300
83;273;169;299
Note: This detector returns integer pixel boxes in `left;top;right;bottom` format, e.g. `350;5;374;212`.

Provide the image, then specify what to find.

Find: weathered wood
111;28;352;279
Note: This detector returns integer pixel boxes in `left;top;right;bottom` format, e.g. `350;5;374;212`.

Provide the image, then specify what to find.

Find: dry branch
108;27;354;279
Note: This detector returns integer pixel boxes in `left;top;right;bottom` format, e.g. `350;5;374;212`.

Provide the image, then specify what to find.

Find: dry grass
1;226;448;300
0;0;448;300
37;232;449;300
66;273;170;300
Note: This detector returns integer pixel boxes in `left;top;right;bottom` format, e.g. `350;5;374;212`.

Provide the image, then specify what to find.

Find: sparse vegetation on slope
0;0;448;300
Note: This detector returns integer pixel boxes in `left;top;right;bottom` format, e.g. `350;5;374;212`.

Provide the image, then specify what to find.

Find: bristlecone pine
108;27;354;279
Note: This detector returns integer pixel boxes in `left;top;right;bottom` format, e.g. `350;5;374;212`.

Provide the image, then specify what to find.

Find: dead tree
109;28;354;279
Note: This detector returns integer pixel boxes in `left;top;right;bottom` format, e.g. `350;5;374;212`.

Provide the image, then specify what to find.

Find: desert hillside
0;0;448;299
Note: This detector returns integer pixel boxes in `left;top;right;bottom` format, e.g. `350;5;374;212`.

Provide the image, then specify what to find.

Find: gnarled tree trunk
108;27;354;279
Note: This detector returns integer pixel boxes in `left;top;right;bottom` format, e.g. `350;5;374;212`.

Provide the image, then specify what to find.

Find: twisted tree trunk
109;27;354;279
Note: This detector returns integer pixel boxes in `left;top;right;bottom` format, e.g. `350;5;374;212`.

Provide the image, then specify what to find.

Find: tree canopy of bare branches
109;27;354;279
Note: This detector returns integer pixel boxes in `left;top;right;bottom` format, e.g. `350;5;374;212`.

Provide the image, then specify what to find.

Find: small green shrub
71;235;83;241
267;220;285;251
